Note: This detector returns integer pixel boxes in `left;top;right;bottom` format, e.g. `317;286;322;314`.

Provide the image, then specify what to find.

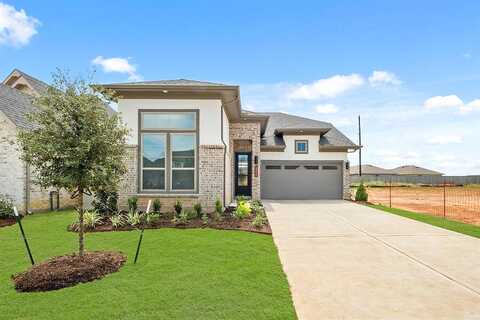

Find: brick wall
343;161;351;200
229;122;261;200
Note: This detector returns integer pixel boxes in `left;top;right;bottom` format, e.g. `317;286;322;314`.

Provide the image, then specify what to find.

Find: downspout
220;105;227;206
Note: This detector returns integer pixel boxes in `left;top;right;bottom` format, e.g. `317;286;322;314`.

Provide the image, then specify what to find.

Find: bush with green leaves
236;195;249;203
109;214;125;229
185;209;197;220
82;210;102;229
172;210;188;225
126;211;141;227
215;198;223;215
355;182;369;202
128;196;138;213
234;201;252;219
252;213;268;228
193;203;202;218
0;195;14;219
144;212;160;224
201;212;209;225
92;190;118;216
152;199;161;213
174;200;183;216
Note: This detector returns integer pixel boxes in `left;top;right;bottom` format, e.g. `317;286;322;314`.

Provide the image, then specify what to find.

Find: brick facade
118;144;225;212
229;122;261;200
343;161;351;200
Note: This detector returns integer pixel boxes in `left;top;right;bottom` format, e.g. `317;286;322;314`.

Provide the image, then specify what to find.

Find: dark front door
235;152;252;197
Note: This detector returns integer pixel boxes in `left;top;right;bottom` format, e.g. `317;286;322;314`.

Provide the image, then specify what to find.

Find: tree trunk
77;187;85;257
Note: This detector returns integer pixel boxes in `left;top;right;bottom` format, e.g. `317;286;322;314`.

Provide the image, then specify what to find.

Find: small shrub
234;201;252;219
355;182;369;202
152;199;161;213
128;196;138;213
83;210;102;229
174;200;183;216
201;212;209;225
0;195;14;219
252;214;268;228
185;209;197;220
126;211;141;227
250;201;264;215
236;195;249;203
172;210;188;225
215;198;223;215
145;212;160;224
193;203;202;218
92;190;118;216
109;214;125;229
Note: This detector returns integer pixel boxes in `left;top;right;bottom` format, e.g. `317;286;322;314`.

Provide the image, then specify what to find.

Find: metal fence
351;175;480;186
351;180;480;225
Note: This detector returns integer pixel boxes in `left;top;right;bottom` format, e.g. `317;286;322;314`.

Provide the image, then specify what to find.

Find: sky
1;0;479;175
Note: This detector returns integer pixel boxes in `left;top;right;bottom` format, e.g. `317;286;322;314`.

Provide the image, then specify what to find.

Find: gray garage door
261;161;343;200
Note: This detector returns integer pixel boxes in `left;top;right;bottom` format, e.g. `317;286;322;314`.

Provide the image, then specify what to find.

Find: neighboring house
0;69;78;213
390;165;443;176
351;164;443;177
102;79;359;210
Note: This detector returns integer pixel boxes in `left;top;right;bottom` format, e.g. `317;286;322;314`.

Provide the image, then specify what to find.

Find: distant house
390;165;443;176
0;69;78;213
350;165;397;177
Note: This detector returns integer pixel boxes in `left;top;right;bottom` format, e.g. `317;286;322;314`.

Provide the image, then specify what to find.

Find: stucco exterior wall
260;135;348;161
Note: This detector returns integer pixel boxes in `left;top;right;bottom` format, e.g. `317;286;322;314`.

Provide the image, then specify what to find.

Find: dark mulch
0;218;16;228
12;251;127;292
68;214;271;235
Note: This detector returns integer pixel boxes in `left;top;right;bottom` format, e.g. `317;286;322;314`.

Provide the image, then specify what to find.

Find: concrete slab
265;200;480;320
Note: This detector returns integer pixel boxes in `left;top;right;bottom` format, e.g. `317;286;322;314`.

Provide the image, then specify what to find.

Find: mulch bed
68;214;271;235
0;218;16;228
12;251;126;292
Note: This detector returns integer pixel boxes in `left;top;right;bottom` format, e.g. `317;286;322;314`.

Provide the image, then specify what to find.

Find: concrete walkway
264;200;480;320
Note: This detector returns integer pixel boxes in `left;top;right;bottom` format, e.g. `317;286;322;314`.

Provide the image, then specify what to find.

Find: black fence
351;175;480;186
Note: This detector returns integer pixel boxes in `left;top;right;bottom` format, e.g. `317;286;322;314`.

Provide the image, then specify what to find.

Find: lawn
0;211;296;320
368;204;480;239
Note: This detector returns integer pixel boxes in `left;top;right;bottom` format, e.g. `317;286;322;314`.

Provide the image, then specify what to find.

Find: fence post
443;179;446;219
389;178;392;208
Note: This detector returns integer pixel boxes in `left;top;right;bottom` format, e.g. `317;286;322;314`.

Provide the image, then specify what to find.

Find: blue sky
1;1;479;174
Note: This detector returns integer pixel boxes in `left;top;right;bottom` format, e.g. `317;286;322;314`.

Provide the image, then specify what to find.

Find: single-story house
103;79;360;210
0;69;79;213
390;165;443;176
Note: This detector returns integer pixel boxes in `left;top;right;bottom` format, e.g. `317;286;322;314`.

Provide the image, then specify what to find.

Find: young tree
17;70;129;257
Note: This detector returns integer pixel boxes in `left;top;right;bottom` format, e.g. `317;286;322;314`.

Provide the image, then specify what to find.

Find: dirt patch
12;251;126;292
357;186;480;225
68;214;271;235
0;218;16;228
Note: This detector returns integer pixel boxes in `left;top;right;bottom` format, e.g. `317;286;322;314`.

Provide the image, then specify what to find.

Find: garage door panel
261;161;343;200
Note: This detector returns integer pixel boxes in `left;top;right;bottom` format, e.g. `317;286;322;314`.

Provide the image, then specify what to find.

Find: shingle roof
391;165;443;176
103;79;230;87
11;69;49;94
350;165;394;175
0;84;37;129
257;112;358;150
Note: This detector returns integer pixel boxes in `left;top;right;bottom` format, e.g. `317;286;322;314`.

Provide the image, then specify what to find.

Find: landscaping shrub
126;211;141;227
152;199;161;213
236;195;249;203
252;213;268;228
92;190;118;216
215;198;223;216
174;200;183;217
201;212;209;225
109;214;125;229
193;203;202;218
145;212;160;224
127;196;138;213
355;182;369;202
234;201;252;219
172;211;188;225
83;211;102;229
0;195;14;219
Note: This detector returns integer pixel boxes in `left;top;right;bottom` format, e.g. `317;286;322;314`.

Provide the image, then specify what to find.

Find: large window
139;111;197;193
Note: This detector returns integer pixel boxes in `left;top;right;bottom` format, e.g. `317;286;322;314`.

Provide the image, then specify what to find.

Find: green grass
368;204;480;239
0;211;296;320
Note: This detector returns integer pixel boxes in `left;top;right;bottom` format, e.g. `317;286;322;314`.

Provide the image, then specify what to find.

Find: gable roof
3;69;49;95
0;84;37;129
103;79;230;87
350;164;395;175
256;112;358;151
391;165;443;176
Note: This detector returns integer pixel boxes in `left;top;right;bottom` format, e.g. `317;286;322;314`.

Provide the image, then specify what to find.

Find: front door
235;152;252;197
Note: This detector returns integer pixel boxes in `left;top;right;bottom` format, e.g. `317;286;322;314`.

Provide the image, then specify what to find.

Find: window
139;111;198;192
304;165;319;170
266;165;282;170
284;165;299;170
295;140;308;154
322;165;338;170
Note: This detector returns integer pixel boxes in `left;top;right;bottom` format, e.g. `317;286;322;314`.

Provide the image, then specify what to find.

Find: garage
261;160;343;200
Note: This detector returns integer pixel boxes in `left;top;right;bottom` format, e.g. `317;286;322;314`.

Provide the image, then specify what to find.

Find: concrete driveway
264;200;480;320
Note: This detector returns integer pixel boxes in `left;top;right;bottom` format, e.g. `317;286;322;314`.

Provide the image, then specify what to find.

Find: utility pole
358;115;362;176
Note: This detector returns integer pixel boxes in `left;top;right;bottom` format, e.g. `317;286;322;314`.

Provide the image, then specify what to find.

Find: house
390;165;443;176
351;164;443;177
350;164;396;177
102;79;359;210
0;69;78;213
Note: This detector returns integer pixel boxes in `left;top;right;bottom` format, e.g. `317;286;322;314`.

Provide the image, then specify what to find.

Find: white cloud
315;103;338;114
460;99;480;113
288;74;364;100
368;70;401;87
92;56;142;81
0;2;40;46
427;135;463;145
424;95;464;109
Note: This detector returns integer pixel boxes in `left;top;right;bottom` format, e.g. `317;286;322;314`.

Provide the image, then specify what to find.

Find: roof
102;79;230;87
256;112;358;150
0;84;37;129
3;69;49;95
350;165;395;175
391;165;443;176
